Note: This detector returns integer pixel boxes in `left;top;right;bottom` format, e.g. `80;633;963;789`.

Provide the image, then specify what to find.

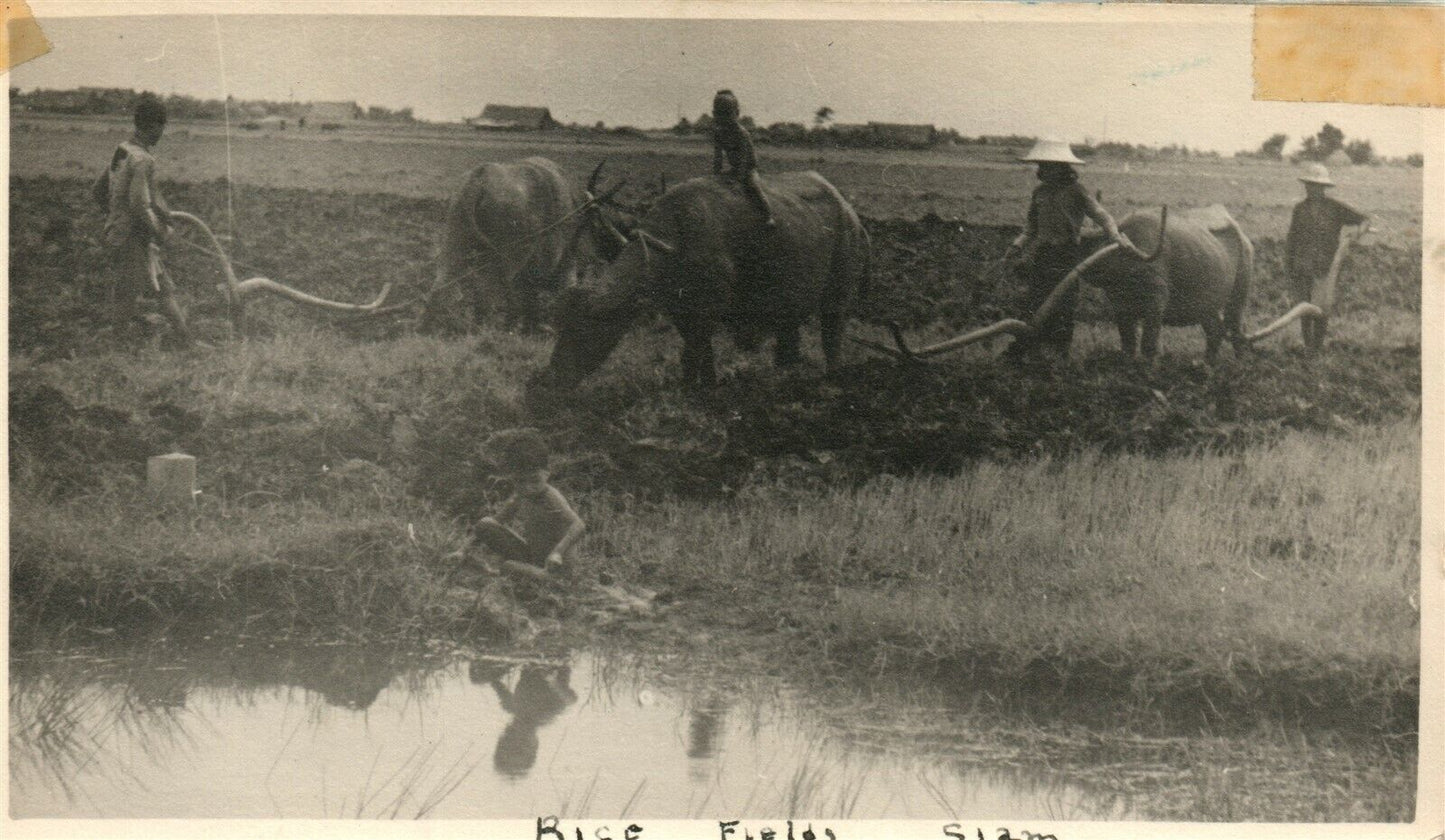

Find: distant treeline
9;87;415;123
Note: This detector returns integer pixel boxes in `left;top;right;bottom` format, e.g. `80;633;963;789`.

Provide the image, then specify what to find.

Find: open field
11;115;1424;243
8;116;1424;820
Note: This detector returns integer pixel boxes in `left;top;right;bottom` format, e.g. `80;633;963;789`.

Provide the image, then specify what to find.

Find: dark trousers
1290;271;1329;351
1010;242;1083;358
107;236;192;346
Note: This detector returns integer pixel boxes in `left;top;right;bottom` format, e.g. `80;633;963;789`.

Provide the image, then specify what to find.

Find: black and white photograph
5;1;1440;836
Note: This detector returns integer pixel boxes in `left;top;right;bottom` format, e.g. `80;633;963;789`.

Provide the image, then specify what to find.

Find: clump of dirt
8;369;205;498
520;342;1419;504
9;176;1422;515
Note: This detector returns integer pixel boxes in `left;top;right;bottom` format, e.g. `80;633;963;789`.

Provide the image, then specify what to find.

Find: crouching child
466;428;585;578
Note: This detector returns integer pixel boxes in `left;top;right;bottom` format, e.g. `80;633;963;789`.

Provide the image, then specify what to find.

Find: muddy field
9;174;1421;509
8;119;1425;821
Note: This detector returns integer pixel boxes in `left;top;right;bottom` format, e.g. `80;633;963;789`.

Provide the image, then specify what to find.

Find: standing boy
465;428;585;578
711;89;775;227
95;92;192;348
1286;163;1370;352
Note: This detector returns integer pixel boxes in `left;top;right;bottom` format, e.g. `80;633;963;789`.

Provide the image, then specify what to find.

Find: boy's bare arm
713;140;725;175
494;494;521;524
549;492;586;562
130;158;166;241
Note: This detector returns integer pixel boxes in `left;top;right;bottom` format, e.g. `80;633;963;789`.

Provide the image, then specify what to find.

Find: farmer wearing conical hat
1286;162;1370;352
1005;138;1133;361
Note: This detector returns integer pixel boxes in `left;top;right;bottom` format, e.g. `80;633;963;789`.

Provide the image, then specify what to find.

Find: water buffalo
1030;205;1326;359
532;170;870;391
1049;205;1248;360
421;158;637;333
868;204;1328;365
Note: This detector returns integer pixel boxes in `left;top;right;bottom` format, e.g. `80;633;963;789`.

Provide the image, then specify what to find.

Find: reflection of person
1005;138;1132;361
686;694;728;759
461;429;585;577
470;662;578;778
1286;163;1370;353
684;691;730;783
711;90;775;227
93;92;193;348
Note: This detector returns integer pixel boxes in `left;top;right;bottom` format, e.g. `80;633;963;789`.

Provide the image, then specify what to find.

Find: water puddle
10;644;1132;819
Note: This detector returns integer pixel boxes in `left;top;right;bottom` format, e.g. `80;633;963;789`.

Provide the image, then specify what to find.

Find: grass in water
601;420;1419;729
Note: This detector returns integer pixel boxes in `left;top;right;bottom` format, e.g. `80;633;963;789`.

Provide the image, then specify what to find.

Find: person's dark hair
134;93;168;128
1036;162;1078;185
485;427;550;474
712;89;740;121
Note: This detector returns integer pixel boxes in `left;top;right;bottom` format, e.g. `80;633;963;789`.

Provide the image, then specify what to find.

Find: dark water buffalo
1051;205;1250;360
421;158;635;333
864;205;1325;366
1035;205;1319;359
532;171;870;390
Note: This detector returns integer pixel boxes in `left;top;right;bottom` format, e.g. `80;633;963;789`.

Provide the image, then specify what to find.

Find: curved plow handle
232;277;393;312
1029;243;1119;330
170;211;393;331
1243;302;1323;343
848;318;1034;363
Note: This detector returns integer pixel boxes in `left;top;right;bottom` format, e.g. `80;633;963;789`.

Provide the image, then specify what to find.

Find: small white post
147;452;197;511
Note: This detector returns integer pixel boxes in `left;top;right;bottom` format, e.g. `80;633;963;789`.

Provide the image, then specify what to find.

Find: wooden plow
168;211;393;337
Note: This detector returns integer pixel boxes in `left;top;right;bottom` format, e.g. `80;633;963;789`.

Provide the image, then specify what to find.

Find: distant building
1324;149;1353;168
466;104;558;131
305;101;363;123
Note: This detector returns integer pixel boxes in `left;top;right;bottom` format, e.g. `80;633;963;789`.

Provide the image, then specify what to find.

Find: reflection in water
10;644;1134;819
685;690;732;784
470;661;579;778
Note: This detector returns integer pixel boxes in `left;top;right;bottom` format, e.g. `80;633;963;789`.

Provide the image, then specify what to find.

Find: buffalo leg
819;310;843;372
679;319;717;390
774;324;803;367
1140;319;1162;359
1115;318;1139;357
516;285;544;334
1201;316;1225;362
1139;276;1169;359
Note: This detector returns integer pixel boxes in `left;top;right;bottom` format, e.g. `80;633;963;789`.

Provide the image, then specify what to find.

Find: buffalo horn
636;229;676;254
597;181;628;206
1243;302;1324;343
601;215;629;247
587;160;607;196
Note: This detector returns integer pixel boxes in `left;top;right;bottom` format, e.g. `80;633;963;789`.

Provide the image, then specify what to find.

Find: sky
8;7;1429;157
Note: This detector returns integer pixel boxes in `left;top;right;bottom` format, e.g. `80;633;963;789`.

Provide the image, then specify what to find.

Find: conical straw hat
1298;162;1334;186
1019;138;1085;165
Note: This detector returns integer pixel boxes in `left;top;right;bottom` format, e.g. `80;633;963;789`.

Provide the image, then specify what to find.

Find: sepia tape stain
1254;5;1445;108
2;0;51;72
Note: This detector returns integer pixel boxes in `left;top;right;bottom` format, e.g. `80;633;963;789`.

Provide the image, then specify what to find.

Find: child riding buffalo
712;90;775;227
